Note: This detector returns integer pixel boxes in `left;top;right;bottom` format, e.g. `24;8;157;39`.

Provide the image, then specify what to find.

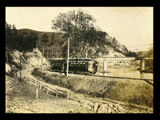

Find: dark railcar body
50;58;98;74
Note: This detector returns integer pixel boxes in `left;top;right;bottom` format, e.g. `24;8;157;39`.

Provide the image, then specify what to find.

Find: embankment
32;68;153;107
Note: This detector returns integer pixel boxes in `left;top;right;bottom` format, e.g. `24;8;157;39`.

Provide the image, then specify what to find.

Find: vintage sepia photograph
5;6;153;113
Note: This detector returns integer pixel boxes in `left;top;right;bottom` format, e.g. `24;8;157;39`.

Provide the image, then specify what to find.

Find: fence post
36;87;38;99
19;51;22;82
40;84;41;90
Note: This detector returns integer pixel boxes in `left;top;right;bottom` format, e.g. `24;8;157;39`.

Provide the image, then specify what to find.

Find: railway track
49;69;153;85
67;72;153;85
91;74;153;85
93;74;153;81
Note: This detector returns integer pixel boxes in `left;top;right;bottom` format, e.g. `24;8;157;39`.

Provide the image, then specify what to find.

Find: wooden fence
23;77;69;99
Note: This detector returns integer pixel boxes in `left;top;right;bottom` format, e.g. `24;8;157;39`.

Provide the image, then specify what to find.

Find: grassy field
32;68;153;108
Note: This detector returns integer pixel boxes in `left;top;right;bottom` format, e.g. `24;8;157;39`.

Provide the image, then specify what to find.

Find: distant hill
18;28;65;47
18;28;134;58
18;29;66;57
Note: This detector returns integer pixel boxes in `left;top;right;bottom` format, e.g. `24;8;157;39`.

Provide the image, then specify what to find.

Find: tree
5;23;38;52
50;33;54;45
20;31;38;52
52;10;95;34
144;46;153;57
81;27;108;57
11;24;19;49
5;23;20;50
41;33;48;45
5;22;12;48
52;10;95;56
127;51;137;57
52;9;109;58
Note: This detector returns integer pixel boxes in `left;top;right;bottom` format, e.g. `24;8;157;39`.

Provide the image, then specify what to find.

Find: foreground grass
6;75;91;113
32;68;153;108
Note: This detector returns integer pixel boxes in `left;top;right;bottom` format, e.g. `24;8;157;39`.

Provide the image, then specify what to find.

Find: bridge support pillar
140;57;145;79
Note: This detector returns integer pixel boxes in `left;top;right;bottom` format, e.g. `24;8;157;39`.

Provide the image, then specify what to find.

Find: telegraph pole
19;50;24;82
52;47;53;60
47;49;48;59
19;51;22;81
66;36;70;76
41;46;44;78
43;46;44;58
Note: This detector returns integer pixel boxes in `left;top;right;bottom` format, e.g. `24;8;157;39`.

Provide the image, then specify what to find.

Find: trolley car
50;58;98;74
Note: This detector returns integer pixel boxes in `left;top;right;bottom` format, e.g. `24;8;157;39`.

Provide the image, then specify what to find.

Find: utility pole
19;51;22;81
43;46;44;57
47;49;48;59
41;46;44;78
66;36;70;76
52;47;53;60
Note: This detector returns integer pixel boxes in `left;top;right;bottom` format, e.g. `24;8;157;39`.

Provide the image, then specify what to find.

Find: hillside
18;29;65;47
18;28;131;58
18;29;65;57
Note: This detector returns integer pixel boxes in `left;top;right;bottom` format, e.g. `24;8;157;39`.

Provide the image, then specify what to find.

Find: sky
5;7;153;52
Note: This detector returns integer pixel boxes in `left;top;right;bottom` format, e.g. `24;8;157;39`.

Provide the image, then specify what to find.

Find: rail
68;73;153;85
